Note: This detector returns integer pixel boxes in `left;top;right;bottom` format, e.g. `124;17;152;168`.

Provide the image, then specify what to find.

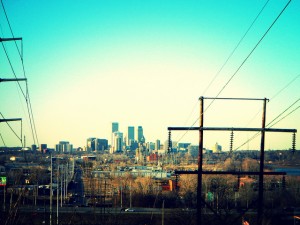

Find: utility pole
162;200;165;225
197;96;204;225
60;165;63;207
57;165;59;225
168;96;297;225
50;155;53;225
120;184;123;208
258;98;267;225
3;185;5;211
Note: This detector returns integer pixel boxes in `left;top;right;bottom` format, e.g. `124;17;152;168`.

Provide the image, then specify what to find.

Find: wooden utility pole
258;98;267;225
168;96;297;225
197;96;204;224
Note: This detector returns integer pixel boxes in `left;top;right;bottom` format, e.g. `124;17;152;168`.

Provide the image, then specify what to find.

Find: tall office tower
95;139;108;152
128;126;135;145
87;138;96;152
58;141;70;153
147;142;155;151
178;143;191;151
112;122;119;133
155;139;161;150
111;122;119;147
113;132;123;152
40;144;47;153
31;144;37;152
67;143;73;153
164;140;169;151
137;126;144;143
55;144;60;152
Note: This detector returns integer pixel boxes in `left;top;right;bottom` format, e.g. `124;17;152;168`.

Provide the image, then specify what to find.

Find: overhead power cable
176;0;271;142
244;73;300;128
1;42;27;99
1;0;24;63
1;0;39;146
175;0;292;144
234;97;300;150
237;73;299;149
267;97;300;128
0;112;22;144
0;133;6;147
268;105;300;128
202;0;270;96
271;74;300;100
205;0;292;114
26;82;39;146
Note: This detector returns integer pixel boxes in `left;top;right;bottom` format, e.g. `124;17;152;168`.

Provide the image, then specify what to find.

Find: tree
178;174;197;208
242;158;259;172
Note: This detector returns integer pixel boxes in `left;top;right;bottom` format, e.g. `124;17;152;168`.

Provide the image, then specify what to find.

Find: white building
212;142;222;153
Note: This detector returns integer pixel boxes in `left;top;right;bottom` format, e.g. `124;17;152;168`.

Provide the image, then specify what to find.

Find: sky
0;0;299;151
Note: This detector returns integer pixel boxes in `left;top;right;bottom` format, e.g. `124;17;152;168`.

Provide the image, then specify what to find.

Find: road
68;167;85;206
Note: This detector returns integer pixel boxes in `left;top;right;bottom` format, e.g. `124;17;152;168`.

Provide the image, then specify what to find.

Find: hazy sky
1;0;299;151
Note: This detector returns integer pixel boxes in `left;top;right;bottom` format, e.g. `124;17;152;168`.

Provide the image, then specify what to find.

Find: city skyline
1;0;299;150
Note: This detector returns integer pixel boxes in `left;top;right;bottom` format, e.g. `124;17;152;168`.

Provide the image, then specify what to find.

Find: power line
234;97;299;150
229;72;300;149
270;74;300;100
269;105;300;128
202;0;270;96
0;112;22;144
1;0;24;63
26;82;39;146
1;41;37;146
207;0;292;112
1;41;27;99
267;97;300;128
0;133;7;147
1;0;39;146
175;0;292;144
176;0;271;142
244;73;300;128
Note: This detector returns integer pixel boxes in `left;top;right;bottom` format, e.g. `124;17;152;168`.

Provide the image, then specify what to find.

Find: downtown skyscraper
128;126;134;145
137;126;144;143
112;122;119;133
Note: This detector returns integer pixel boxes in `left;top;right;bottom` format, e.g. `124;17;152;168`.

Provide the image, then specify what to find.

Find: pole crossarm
201;97;269;101
0;118;22;123
0;78;27;83
174;170;286;175
168;126;297;133
0;37;22;42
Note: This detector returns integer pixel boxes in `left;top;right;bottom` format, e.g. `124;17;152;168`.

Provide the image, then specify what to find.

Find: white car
125;208;135;212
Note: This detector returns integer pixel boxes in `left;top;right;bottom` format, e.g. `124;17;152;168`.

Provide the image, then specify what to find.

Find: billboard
0;176;7;186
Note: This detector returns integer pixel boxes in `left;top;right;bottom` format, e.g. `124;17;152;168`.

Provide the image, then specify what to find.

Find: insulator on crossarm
292;132;296;154
168;131;172;153
229;130;234;153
